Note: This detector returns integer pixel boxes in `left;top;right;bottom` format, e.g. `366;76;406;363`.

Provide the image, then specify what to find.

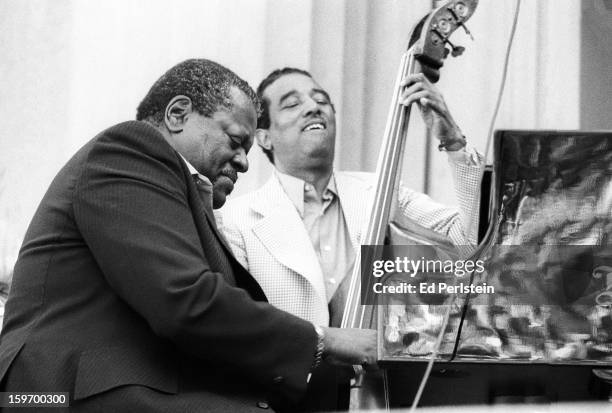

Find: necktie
193;175;213;211
192;175;232;251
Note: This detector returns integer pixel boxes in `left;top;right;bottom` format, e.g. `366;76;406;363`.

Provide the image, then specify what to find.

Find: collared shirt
180;155;213;204
275;171;355;301
180;155;212;187
273;146;478;303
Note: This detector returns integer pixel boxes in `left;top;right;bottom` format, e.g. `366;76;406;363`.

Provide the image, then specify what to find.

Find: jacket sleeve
397;146;484;248
72;123;316;403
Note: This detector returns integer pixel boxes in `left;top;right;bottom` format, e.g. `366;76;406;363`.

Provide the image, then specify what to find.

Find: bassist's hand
400;73;465;151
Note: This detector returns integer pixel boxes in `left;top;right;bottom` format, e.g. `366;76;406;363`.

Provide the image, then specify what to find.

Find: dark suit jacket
0;121;317;412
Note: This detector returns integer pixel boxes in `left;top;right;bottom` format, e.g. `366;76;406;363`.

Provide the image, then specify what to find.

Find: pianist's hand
320;327;378;371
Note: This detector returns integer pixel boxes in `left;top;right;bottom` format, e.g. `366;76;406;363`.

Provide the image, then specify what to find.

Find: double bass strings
409;1;522;411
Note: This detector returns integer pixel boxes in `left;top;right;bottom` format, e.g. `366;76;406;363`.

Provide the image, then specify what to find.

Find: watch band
438;134;467;151
307;325;325;383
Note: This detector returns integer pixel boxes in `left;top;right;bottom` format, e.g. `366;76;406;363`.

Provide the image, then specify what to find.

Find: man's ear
164;95;192;133
255;128;272;151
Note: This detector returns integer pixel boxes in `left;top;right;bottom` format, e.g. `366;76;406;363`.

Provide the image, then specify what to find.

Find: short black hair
256;67;313;163
136;59;258;125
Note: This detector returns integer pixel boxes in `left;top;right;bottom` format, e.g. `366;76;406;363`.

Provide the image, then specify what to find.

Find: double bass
340;0;479;409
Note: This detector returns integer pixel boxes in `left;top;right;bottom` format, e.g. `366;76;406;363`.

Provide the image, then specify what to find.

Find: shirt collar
180;155;213;189
275;170;337;216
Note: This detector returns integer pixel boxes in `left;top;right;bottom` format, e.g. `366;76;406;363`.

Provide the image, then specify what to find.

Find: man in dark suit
0;59;376;412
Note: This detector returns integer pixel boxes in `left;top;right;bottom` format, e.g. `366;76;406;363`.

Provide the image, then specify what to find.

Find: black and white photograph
0;0;611;411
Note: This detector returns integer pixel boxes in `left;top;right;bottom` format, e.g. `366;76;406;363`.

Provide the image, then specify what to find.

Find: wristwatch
307;325;325;383
438;134;467;151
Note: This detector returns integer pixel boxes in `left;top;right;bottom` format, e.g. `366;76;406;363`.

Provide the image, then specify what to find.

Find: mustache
218;168;237;183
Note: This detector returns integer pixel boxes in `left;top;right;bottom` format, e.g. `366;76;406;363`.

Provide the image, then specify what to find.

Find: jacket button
256;401;270;409
272;376;284;384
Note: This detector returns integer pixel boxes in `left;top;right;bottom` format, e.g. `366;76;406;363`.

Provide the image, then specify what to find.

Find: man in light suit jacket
0;60;376;412
221;67;482;328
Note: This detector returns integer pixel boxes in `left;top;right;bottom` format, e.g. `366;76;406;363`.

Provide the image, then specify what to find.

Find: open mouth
302;121;326;132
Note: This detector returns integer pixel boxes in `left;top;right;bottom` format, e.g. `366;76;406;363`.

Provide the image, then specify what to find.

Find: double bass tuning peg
443;38;465;58
447;6;475;41
451;45;465;57
459;22;474;41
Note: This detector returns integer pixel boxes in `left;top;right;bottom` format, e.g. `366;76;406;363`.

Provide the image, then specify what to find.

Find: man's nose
232;148;248;173
302;96;322;116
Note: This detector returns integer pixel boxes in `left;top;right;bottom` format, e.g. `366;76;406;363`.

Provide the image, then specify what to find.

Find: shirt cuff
446;143;480;166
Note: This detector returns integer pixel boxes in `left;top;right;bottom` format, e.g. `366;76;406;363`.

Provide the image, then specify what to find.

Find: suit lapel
183;164;268;300
186;177;234;255
249;176;327;303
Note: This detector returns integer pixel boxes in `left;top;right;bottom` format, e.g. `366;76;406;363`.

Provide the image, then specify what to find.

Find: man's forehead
213;87;257;132
264;73;325;102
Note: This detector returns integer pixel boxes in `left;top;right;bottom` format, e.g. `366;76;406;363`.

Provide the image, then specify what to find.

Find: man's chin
212;192;227;209
212;181;234;209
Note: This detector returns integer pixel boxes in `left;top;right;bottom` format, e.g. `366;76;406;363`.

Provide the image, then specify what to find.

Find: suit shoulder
96;121;168;151
93;121;182;168
221;188;262;217
223;174;278;212
103;120;160;137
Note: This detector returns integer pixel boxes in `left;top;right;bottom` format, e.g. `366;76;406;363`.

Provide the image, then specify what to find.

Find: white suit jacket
220;163;481;326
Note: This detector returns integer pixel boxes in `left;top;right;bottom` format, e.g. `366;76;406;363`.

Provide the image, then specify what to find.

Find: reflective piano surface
377;131;612;405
